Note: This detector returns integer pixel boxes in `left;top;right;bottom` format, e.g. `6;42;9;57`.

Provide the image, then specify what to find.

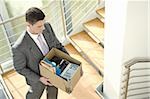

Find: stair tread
84;18;104;41
100;18;105;23
64;44;103;99
70;31;104;72
96;7;105;18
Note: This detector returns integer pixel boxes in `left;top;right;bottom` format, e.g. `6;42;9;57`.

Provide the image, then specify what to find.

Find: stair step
99;18;105;23
83;18;104;45
64;44;103;99
70;31;104;75
65;44;102;75
67;36;82;53
96;7;105;18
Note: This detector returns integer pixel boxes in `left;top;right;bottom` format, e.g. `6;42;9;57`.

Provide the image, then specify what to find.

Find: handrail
124;57;150;68
121;57;150;99
0;0;62;66
0;0;99;73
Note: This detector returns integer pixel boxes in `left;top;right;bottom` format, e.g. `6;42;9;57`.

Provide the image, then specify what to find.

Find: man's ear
26;22;33;33
26;22;32;27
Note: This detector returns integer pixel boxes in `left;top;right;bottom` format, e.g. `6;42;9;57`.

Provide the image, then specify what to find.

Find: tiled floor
2;44;103;99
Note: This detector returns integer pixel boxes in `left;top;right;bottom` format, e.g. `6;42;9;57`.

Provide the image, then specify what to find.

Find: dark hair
25;7;45;25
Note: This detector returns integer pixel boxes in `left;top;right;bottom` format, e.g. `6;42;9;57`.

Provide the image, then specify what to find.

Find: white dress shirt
27;28;49;54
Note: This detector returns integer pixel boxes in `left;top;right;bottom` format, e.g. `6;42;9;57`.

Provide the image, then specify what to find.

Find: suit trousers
26;81;58;99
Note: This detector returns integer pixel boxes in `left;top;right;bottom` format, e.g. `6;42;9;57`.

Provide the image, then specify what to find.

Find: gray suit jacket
12;23;68;85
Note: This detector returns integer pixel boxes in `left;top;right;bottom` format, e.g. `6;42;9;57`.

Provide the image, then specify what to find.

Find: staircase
96;7;105;18
68;7;105;76
67;7;105;98
83;18;104;47
121;57;150;99
63;44;103;99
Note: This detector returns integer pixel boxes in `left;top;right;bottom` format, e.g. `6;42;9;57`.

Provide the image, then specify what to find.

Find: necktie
37;34;49;55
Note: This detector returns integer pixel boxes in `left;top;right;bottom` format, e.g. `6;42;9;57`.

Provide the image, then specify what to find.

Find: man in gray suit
12;7;68;99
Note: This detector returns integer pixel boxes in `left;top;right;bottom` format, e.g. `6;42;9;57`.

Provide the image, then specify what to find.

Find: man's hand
39;77;53;86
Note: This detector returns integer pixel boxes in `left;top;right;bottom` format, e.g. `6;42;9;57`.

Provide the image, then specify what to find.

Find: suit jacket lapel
25;32;43;59
43;29;51;48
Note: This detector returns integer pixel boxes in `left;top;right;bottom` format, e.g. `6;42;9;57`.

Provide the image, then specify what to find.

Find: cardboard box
40;48;83;93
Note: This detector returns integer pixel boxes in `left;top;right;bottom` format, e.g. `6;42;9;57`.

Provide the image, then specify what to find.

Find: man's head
25;7;45;34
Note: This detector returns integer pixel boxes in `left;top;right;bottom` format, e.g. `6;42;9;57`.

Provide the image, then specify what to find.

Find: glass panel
0;25;11;64
62;0;98;35
0;0;67;72
45;1;66;43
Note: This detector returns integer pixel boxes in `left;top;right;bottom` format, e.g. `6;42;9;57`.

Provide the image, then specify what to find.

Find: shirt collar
27;27;39;39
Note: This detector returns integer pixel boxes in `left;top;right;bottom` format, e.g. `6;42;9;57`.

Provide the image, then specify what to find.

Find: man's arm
12;47;40;83
45;23;69;54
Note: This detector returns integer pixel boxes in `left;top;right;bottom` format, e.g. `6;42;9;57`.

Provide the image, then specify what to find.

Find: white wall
104;0;127;99
123;0;148;61
123;2;149;98
104;0;149;99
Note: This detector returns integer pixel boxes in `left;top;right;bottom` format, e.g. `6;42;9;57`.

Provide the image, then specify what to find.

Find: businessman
12;7;68;99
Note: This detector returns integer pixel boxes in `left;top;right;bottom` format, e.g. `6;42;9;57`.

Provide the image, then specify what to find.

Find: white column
104;0;127;98
123;0;148;60
123;1;149;98
104;0;149;99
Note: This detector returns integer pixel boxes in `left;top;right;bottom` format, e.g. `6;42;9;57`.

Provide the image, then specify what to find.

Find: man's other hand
40;77;53;86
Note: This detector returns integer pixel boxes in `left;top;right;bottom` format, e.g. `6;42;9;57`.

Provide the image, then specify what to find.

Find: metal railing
0;75;13;99
0;0;99;73
0;1;59;73
121;57;150;99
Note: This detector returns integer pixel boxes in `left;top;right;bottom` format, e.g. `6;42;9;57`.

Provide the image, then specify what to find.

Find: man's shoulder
12;31;27;49
44;22;50;26
44;22;52;29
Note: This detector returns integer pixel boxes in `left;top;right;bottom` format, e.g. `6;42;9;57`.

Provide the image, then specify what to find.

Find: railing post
122;57;150;99
98;0;101;4
124;68;130;99
59;0;67;39
0;64;4;74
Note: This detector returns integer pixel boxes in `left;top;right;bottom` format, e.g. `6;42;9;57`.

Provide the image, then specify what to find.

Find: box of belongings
39;48;83;93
